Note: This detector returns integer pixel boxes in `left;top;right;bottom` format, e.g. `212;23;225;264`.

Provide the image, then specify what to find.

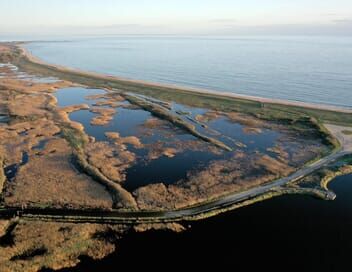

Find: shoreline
19;43;352;114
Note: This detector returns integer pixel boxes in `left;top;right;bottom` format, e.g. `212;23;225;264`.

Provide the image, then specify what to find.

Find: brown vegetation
0;78;70;95
84;141;136;183
125;94;232;151
134;223;185;233
90;107;115;126
4;138;113;209
105;132;144;149
134;152;294;210
0;220;129;272
242;127;262;134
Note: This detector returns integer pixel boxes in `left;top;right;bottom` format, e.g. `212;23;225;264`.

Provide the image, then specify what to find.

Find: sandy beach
19;43;352;115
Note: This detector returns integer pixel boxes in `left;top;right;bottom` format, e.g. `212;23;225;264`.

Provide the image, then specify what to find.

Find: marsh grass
342;130;352;135
5;46;351;127
61;126;87;150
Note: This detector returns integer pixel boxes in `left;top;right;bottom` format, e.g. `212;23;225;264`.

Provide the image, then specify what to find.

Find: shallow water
0;63;59;83
32;139;49;151
4;152;29;181
27;36;352;109
0;116;8;123
54;87;285;191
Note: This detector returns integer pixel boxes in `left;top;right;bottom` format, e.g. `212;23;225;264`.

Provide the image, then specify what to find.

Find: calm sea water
58;174;352;272
26;36;352;108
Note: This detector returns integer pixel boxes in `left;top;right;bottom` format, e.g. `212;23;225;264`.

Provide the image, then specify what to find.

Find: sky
1;0;352;36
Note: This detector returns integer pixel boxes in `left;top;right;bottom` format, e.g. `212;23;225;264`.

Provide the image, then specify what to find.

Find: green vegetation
320;165;352;191
124;93;232;151
0;43;350;219
4;45;351;128
340;154;352;164
293;154;352;192
342;130;352;135
61;126;88;150
307;117;341;151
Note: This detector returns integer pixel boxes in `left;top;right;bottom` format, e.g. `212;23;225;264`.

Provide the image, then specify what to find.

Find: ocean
25;35;352;109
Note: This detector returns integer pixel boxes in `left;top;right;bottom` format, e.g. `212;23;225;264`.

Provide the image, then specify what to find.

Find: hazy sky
1;0;352;36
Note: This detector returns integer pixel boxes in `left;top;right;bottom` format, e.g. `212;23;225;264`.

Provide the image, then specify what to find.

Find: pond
54;87;309;192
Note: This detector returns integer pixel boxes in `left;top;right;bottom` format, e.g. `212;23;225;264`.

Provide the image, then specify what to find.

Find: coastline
19;43;352;115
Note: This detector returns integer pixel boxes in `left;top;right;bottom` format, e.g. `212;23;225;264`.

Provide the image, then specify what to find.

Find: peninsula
0;42;351;271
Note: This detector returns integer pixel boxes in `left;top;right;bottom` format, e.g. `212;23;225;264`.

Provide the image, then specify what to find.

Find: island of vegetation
0;42;351;271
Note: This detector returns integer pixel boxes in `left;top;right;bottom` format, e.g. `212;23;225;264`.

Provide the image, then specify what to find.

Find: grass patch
61;126;88;150
342;130;352;135
4;46;351;127
339;154;352;165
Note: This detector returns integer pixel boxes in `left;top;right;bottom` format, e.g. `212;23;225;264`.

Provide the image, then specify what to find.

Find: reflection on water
54;87;105;107
3;152;29;181
60;174;352;272
54;87;298;192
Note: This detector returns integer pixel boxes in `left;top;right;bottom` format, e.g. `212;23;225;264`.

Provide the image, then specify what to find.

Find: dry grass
242;127;262;134
4;138;113;209
0;78;70;94
0;220;129;272
89;107;116;126
134;152;294;211
84;141;136;184
105;132;144;149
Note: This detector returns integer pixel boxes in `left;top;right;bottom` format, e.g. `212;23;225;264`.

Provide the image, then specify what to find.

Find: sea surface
19;36;352;271
25;35;352;109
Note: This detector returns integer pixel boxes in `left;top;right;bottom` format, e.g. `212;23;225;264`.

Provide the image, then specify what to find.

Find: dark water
32;139;49;151
3;152;29;181
124;150;220;192
0;115;9;123
58;174;352;271
54;87;285;192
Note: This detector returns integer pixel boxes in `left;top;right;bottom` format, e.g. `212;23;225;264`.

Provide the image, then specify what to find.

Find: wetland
0;42;351;271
